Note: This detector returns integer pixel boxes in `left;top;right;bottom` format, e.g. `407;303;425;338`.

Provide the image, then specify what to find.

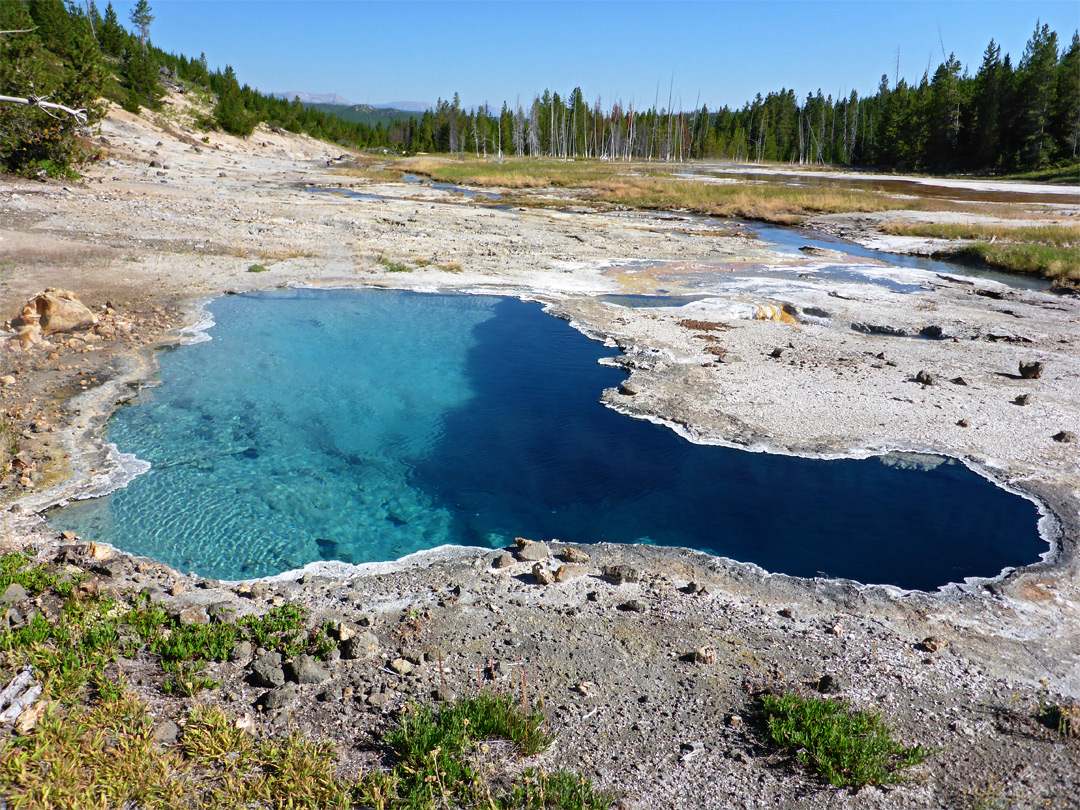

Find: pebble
493;552;516;569
389;658;413;675
691;646;717;665
532;564;555;585
151;720;178;746
618;599;647;613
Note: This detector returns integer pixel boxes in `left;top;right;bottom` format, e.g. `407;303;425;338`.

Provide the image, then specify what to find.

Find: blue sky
110;1;1079;110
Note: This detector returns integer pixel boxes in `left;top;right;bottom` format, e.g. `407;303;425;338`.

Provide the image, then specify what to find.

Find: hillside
308;102;423;128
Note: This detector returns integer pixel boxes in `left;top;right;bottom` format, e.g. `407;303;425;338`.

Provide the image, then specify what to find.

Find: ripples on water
50;289;1044;589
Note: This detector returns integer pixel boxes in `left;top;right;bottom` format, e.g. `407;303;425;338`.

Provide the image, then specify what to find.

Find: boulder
18;289;99;336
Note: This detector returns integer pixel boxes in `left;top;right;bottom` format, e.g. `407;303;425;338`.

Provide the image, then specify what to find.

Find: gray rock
251;652;285;688
1;583;28;604
262;683;298;710
602;565;640;584
957;419;969;427
174;605;209;626
914;370;937;386
618;599;648;613
618;381;639;396
367;691;391;707
389;658;413;676
1053;431;1075;443
1019;361;1043;379
229;640;253;663
1014;394;1031;406
208;602;237;624
516;540;549;562
950;376;968;386
151;720;178;746
532;564;555;585
286;654;332;685
919;325;946;339
340;631;379;660
852;322;908;337
493;552;516;569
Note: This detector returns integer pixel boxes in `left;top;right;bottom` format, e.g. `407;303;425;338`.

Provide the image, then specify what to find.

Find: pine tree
1050;31;1080;160
1016;21;1060;167
98;2;125;56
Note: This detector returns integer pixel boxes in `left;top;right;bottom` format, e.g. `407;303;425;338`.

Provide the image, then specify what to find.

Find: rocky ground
0;92;1078;807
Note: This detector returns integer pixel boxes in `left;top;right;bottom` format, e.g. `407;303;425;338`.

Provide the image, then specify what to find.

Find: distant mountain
373;101;430;112
308;103;423;128
273;94;430;112
274;92;352;106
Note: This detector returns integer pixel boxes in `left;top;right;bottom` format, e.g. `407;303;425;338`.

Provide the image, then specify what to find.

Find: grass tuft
762;692;927;788
513;768;613;810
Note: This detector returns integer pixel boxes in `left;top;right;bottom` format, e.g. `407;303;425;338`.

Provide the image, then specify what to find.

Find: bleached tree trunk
0;94;88;124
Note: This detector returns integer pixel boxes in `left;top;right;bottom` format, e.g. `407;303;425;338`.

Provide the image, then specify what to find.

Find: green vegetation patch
247;263;269;273
882;221;1080;284
761;693;927;788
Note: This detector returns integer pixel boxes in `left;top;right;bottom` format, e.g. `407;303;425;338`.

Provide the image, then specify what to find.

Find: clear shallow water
50;289;1044;589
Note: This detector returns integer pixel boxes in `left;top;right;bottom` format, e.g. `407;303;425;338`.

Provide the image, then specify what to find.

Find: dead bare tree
0;94;88;124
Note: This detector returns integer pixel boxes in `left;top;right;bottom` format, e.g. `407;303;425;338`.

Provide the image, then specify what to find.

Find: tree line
404;23;1077;173
1;2;1076;177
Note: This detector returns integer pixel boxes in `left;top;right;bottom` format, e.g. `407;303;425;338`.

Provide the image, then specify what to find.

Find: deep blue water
50;289;1045;589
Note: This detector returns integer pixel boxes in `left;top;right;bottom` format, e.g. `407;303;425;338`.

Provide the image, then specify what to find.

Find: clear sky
109;0;1079;110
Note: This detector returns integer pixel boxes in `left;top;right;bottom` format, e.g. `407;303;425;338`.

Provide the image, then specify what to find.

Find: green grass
512;768;612;810
0;553;605;809
247;263;269;273
0;552;59;596
953;243;1080;285
376;256;413;273
881;221;1080;284
996;162;1080;185
761;693;927;788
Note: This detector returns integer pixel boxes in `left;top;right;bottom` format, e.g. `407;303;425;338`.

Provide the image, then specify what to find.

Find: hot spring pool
50;288;1045;589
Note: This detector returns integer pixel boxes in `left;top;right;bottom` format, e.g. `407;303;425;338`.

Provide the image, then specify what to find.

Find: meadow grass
397;156;904;224
881;221;1080;283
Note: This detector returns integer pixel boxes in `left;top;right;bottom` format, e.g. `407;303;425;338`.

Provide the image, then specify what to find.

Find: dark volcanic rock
251;652;285;688
1019;361;1043;379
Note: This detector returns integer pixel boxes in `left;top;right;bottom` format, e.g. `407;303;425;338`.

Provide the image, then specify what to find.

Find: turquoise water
50;289;1045;589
